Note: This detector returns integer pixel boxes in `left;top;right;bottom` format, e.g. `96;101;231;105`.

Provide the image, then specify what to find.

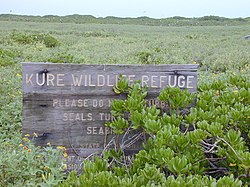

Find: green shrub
0;23;249;186
0;48;16;66
0;66;22;137
58;75;249;186
136;51;152;64
10;32;34;45
0;137;65;186
42;34;60;48
83;31;117;38
0;66;65;186
11;32;60;48
48;52;74;63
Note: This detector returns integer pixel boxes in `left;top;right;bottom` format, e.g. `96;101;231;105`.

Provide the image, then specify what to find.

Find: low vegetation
0;15;249;186
1;14;250;26
58;74;250;186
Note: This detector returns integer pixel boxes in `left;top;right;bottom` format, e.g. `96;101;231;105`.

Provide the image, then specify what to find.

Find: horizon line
1;13;249;19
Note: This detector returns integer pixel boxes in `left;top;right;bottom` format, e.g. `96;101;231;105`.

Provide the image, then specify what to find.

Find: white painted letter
72;75;83;86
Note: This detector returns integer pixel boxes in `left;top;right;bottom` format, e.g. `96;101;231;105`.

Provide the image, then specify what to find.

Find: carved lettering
88;75;95;86
80;143;100;148
25;73;66;86
25;73;196;89
25;73;33;85
141;75;149;87
146;99;167;109
128;75;135;85
107;75;114;86
159;76;167;88
52;99;108;108
178;75;186;88
187;75;194;88
169;75;177;87
99;113;114;121
86;126;112;135
67;163;81;170
57;74;65;86
151;75;158;88
71;74;83;86
36;73;45;86
47;73;55;86
63;112;93;121
97;75;105;86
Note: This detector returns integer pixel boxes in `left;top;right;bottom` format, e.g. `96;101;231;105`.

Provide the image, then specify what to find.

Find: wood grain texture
22;62;198;170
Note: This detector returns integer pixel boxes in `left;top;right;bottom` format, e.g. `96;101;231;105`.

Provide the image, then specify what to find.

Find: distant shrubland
0;14;249;26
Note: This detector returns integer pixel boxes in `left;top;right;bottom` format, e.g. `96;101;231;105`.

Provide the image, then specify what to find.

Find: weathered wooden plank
22;62;198;94
22;62;198;172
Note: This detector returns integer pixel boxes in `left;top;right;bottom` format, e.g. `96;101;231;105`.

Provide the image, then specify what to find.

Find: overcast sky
1;0;249;18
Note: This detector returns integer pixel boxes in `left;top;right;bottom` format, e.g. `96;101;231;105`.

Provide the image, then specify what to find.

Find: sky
1;0;249;18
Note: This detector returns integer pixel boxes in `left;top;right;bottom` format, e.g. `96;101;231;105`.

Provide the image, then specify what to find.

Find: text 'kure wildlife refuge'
25;71;195;88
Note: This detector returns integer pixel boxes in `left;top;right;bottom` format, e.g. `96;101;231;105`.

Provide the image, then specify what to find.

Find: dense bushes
0;138;65;186
58;73;249;186
0;23;249;72
0;48;16;66
58;159;243;186
11;32;60;48
0;66;66;186
0;14;249;26
0;67;249;186
0;21;249;186
48;52;74;63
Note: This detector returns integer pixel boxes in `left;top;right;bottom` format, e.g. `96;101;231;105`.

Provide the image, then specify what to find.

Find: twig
67;131;80;156
121;131;144;150
216;136;242;161
84;152;100;161
205;167;228;175
201;139;221;153
121;125;132;145
101;136;116;157
201;140;219;148
194;156;227;164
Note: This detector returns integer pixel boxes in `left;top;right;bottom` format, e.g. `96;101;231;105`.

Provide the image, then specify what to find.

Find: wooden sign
22;62;198;171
